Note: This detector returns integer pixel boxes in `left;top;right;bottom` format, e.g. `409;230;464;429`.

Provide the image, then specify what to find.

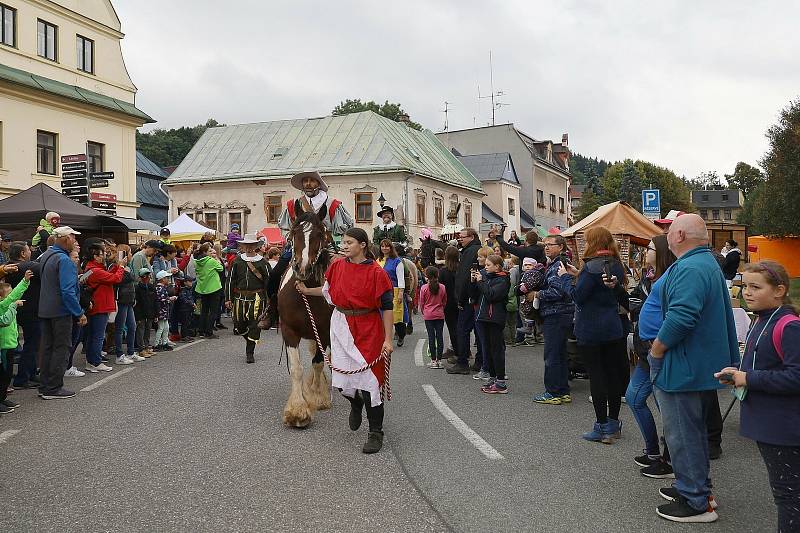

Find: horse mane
290;211;331;285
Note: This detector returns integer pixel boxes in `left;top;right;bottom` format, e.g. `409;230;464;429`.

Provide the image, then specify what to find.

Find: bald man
646;214;738;523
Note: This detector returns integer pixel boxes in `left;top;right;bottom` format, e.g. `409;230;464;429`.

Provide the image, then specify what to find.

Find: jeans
541;313;572;396
625;363;659;455
456;305;477;366
425;319;444;360
758;442;800;531
653;377;712;511
39;316;73;394
114;304;137;356
154;319;169;346
13;316;41;386
135;319;152;350
86;313;109;366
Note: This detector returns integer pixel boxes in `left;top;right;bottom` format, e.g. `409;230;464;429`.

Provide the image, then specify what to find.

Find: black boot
363;431;384;454
261;294;279;330
362;392;384;453
346;392;364;431
246;339;255;364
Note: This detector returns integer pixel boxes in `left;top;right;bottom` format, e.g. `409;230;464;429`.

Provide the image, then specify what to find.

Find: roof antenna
442;101;452;131
477;51;508;126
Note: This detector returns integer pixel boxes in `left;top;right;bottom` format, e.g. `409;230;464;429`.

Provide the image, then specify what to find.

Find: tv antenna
442;101;452;131
477;51;509;125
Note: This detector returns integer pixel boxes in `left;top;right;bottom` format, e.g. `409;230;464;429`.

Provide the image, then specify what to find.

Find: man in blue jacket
37;226;87;400
649;214;738;523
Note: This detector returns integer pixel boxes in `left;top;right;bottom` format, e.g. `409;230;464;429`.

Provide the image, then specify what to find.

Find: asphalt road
0;315;775;532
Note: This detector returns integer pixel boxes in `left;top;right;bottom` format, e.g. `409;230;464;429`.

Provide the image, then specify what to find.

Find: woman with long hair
558;226;629;442
420;266;447;368
297;227;394;453
438;246;460;360
378;239;408;347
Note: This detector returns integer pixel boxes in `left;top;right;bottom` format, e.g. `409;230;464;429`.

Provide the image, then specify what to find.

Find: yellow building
0;0;153;218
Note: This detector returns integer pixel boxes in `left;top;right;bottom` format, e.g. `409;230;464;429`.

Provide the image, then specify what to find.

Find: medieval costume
378;254;409;346
323;256;393;451
372;206;408;248
225;234;270;363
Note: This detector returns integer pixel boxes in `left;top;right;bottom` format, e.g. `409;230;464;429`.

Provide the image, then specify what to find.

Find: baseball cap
156;270;173;280
1;233;11;241
138;267;152;277
52;226;81;237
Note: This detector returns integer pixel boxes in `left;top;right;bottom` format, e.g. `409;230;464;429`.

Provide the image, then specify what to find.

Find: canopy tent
257;227;285;246
748;236;800;277
164;213;215;241
0;183;130;239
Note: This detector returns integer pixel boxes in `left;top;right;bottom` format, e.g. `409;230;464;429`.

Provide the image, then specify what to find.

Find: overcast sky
115;0;800;179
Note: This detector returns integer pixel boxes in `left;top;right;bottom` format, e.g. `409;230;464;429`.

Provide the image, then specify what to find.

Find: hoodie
31;218;54;247
194;255;224;295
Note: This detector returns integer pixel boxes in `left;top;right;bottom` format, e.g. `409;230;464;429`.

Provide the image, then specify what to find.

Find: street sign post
61;178;88;188
90;179;109;188
642;189;661;221
90;171;114;180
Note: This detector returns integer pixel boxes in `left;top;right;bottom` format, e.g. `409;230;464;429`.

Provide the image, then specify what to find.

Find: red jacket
85;260;124;315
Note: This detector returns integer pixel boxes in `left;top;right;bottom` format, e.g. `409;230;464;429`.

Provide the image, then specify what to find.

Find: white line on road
0;429;21;444
80;367;134;392
422;384;504;460
171;339;205;352
414;339;426;366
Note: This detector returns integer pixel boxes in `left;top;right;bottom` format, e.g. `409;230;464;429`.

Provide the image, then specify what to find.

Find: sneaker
1;399;19;409
130;354;146;362
0;403;14;414
161;345;174;351
559;394;572;404
166;341;177;347
139;349;153;358
659;487;717;509
40;388;76;400
481;382;508;394
115;356;134;365
532;392;562;405
472;369;491;380
64;366;86;377
642;461;676;479
634;453;661;468
445;363;471;375
427;361;439;369
85;363;113;373
656;495;718;523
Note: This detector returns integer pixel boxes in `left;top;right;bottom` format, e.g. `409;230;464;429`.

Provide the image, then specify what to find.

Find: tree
576;188;602;221
569;153;610;185
332;99;422;130
736;181;767;234
684;171;724;191
136;118;224;168
618;159;643;207
752;98;800;237
724;162;765;199
597;160;695;218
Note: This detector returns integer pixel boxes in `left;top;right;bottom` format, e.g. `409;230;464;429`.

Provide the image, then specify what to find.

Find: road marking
414;339;426;366
0;429;21;444
80;367;134;392
171;339;205;352
422;384;504;460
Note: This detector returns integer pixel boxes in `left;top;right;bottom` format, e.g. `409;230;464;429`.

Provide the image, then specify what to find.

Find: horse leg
282;345;312;428
303;339;332;411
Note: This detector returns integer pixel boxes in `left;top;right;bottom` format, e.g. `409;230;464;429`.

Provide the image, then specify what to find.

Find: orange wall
748;236;800;277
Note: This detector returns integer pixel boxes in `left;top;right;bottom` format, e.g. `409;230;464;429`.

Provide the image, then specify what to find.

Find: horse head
289;212;330;283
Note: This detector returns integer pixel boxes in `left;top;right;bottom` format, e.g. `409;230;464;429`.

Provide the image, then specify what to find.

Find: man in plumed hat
372;205;408;249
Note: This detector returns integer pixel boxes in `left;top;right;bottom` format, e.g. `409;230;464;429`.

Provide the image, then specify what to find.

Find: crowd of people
0;205;797;528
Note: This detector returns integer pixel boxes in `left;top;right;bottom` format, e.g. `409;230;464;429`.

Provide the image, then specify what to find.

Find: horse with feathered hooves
277;212;336;428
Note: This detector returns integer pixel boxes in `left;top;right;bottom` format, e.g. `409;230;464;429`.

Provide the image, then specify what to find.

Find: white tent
164;213;215;241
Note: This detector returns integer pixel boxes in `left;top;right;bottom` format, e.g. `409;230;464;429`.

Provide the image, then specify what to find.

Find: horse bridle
290;223;329;282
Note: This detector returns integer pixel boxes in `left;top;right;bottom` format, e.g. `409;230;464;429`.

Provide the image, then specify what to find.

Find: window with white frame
203;211;218;231
228;211;243;233
433;197;443;226
37;19;57;61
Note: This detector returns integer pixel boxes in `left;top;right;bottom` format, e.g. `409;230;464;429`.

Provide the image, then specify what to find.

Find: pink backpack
773;314;800;361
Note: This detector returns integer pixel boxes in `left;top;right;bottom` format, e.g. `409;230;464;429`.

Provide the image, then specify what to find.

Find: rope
299;290;391;401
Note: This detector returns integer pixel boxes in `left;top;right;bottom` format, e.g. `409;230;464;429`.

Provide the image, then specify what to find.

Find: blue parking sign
642;189;660;220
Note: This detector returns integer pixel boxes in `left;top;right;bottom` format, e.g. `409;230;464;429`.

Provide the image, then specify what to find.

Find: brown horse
278;212;334;427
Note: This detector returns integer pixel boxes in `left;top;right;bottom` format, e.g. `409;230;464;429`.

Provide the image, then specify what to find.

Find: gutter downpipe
405;171;413;236
158;179;171;223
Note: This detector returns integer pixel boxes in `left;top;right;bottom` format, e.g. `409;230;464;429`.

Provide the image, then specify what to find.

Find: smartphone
720;372;735;383
603;262;612;279
118;250;125;261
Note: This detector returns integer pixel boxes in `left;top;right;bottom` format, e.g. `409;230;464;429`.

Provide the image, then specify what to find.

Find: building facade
456;152;521;233
0;0;152;218
164;111;484;241
691;189;744;223
436;125;571;231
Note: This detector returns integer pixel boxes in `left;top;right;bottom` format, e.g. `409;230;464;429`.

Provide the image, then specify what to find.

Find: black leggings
345;390;384;433
758;442;800;531
581;338;629;423
199;291;222;336
444;306;458;350
481;322;506;379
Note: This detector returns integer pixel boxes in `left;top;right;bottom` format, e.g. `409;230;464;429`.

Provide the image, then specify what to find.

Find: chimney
562;133;569;147
398;113;410;124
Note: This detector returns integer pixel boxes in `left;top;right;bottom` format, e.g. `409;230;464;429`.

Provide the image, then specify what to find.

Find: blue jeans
652;360;712;512
541;313;572;396
13;316;41;386
86;313;109;366
114;304;137;356
625;363;659;456
425;319;444;360
456;305;477;366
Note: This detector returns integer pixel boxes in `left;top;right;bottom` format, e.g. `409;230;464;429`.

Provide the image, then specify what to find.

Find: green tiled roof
0;63;154;123
166;111;483;192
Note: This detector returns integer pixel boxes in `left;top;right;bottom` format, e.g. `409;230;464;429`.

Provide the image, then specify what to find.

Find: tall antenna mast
442;101;452;131
477;50;508;126
489;51;495;126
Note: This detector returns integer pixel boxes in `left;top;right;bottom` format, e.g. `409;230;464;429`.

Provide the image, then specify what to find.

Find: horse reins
298;290;392;402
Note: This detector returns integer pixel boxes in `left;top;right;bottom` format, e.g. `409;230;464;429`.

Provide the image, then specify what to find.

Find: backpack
773;314;800;361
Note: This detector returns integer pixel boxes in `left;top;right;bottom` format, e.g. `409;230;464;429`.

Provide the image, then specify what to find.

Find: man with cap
159;228;172;245
372;206;408;249
225;233;269;363
0;234;11;265
31;211;60;257
261;171;354;329
37;226;86;399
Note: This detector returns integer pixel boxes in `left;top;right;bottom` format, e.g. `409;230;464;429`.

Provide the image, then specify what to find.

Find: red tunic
324;259;392;388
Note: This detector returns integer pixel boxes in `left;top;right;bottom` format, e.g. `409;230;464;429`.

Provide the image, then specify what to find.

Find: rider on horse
261;171;354;329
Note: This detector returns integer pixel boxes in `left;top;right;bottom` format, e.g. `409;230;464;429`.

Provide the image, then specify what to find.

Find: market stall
163;213;216;248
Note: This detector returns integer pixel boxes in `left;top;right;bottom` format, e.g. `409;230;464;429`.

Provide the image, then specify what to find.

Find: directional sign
90;171;114;180
90;179;109;188
91;192;117;202
642;189;661;221
94;207;117;215
61;178;88;188
62;170;87;179
62;186;88;196
61;154;87;163
91;201;117;210
67;195;89;204
61;162;87;172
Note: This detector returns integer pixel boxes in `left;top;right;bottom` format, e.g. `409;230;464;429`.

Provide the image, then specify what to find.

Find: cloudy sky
115;0;800;179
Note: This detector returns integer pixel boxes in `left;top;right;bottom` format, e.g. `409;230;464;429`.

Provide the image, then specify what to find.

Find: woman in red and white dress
297;227;394;453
